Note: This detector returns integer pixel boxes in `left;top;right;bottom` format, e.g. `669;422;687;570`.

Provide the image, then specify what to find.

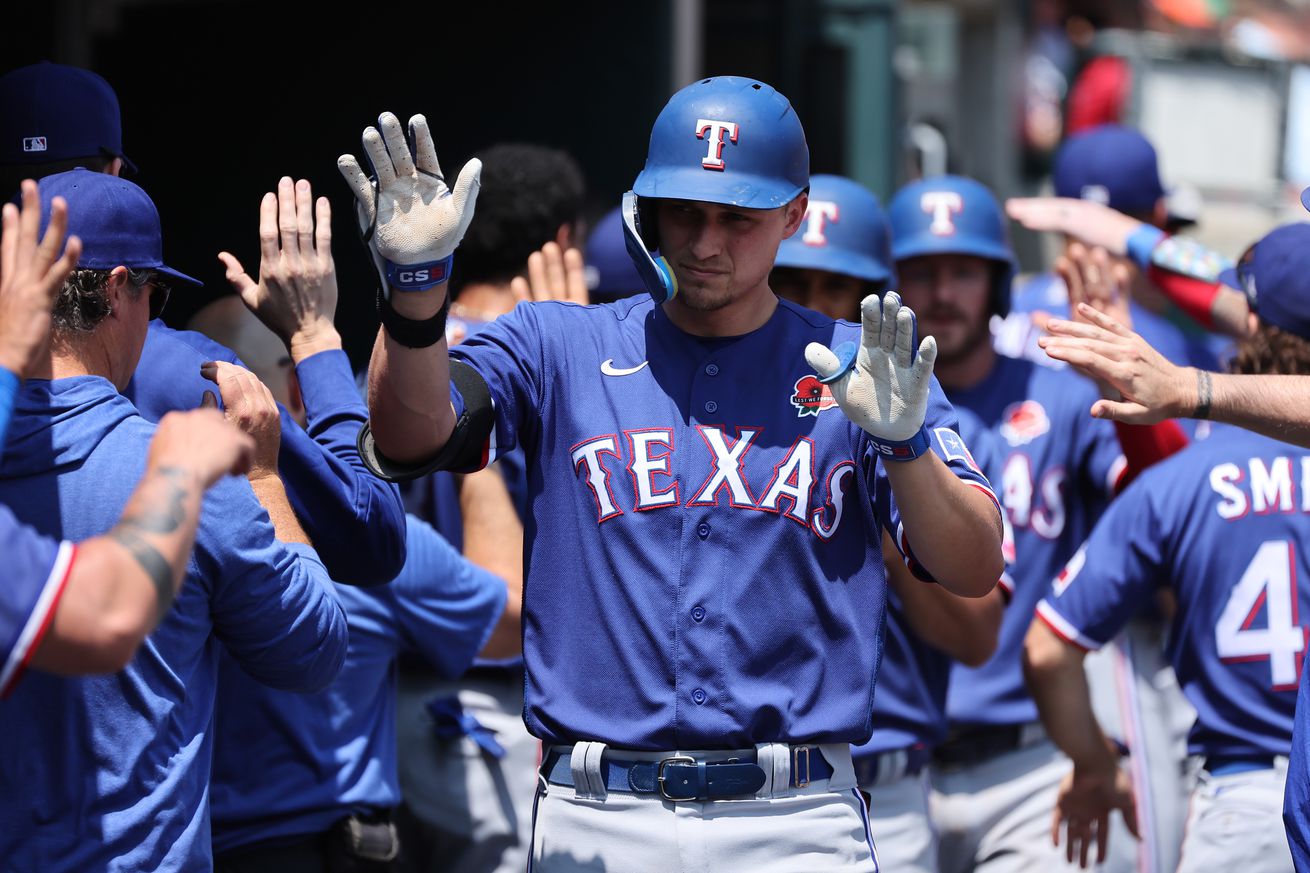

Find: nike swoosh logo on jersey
600;359;649;377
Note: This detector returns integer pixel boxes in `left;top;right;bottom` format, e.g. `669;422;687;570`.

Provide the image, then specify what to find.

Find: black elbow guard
357;360;496;482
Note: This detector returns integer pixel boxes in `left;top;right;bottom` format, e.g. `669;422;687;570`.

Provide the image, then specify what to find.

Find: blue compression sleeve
0;367;18;452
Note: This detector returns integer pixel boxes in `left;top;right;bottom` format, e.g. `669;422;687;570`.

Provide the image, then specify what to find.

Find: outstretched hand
806;292;937;449
0;180;82;377
510;241;589;305
149;408;256;487
218;177;341;363
1039;303;1193;423
200;360;282;479
1051;763;1139;868
337;112;481;300
1006;197;1141;256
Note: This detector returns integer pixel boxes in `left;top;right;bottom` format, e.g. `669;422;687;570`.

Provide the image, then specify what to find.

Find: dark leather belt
933;722;1047;768
853;744;931;788
542;746;834;801
1204;754;1277;776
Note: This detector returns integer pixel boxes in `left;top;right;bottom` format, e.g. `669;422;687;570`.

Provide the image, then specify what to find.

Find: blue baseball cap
1218;223;1310;341
0;62;136;171
585;206;644;303
37;169;200;287
1053;125;1165;214
774;174;893;284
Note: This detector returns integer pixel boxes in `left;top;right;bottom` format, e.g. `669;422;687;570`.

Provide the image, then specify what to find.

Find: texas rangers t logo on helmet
802;201;840;247
696;119;739;171
920;191;963;236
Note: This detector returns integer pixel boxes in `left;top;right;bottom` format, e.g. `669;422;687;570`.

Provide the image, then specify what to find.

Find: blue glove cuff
386;255;454;292
869;424;931;462
0;366;17;449
1125;224;1166;269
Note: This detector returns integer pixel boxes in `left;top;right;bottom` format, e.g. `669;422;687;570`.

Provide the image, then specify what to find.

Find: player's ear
781;191;808;240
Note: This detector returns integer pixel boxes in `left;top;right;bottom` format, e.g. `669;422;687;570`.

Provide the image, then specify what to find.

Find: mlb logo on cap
22;137;47;153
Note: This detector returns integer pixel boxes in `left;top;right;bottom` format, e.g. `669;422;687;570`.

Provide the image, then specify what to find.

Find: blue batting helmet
774;174;893;285
623;76;810;303
887;175;1017;316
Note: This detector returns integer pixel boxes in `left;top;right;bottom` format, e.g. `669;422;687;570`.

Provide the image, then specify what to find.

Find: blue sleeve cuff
0;367;18;450
294;350;367;426
1125;225;1166;269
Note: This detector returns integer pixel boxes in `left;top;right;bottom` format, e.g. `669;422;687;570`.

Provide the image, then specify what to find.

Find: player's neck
662;284;778;338
934;341;997;393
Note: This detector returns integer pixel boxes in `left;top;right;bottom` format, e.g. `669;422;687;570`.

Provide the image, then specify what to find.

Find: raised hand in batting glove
805;292;938;461
337;112;481;300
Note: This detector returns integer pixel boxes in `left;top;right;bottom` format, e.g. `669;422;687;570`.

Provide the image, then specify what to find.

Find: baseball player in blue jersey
773;173;1008;872
342;77;1004;871
0;178;255;690
1023;222;1310;873
887;174;1187;873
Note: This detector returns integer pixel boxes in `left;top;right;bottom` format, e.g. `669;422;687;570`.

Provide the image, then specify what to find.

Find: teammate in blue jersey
0;62;407;589
773;173;1007;871
995;125;1220;377
1023;223;1310;873
0;177;256;691
342;78;1004;871
0;170;347;872
888;173;1187;873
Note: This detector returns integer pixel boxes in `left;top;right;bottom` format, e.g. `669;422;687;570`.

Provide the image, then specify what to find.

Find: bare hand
1052;763;1139;868
1039;303;1192;423
0;180;82;376
200;360;282;478
148;408;255;488
217;177;342;363
1006;197;1141;256
510;242;589;304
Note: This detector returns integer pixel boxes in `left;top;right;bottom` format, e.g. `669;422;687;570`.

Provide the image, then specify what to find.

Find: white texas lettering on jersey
571;427;853;538
802;200;840;246
1210;457;1310;519
696;118;739;171
921;191;964;236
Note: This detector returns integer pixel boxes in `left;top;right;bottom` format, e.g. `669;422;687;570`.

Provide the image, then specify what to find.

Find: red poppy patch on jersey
791;375;839;417
999;399;1051;446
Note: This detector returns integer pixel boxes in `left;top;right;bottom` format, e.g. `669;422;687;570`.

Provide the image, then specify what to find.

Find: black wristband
377;285;450;349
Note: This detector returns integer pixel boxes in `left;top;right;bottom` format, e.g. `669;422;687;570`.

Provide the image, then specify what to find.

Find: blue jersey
946;354;1124;726
1284;659;1310;867
211;514;505;854
129;323;406;587
855;408;1005;756
446;295;998;750
0;377;346;872
1038;424;1310;759
0;511;74;696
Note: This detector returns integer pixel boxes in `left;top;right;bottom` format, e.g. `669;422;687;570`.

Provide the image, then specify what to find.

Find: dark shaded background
8;1;856;366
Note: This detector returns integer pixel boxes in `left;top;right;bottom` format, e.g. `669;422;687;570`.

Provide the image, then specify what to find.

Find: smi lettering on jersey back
1209;456;1310;518
570;425;858;540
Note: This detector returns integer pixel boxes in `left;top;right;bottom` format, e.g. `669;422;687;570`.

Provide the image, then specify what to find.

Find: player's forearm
33;464;205;674
367;323;458;464
1023;619;1116;771
248;474;312;545
1204;374;1310;448
460;465;524;660
891;550;1003;666
883;453;1004;597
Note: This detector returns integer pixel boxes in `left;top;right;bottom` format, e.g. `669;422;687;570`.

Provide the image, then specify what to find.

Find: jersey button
705;363;720;376
692;688;707;705
697;522;710;539
691;606;705;622
704;400;718;414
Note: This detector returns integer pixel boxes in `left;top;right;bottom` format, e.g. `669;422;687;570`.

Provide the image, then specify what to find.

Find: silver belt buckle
794;746;811;788
657;755;697;800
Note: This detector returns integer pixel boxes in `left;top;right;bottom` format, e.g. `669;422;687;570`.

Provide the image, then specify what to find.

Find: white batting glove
337;112;481;297
805;292;938;461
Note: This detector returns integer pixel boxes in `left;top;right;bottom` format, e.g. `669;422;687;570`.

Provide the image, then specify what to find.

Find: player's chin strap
621;191;678;304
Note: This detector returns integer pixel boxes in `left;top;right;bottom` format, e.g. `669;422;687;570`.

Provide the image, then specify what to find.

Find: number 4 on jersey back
1216;539;1309;690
